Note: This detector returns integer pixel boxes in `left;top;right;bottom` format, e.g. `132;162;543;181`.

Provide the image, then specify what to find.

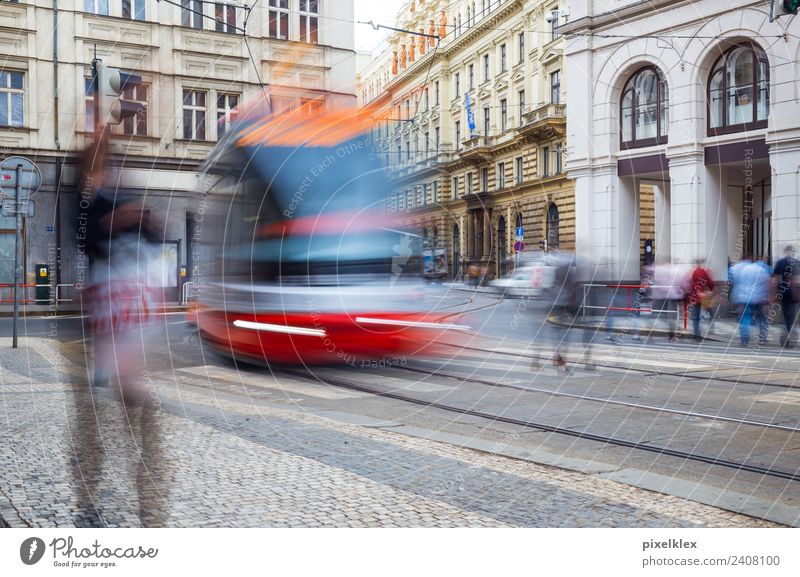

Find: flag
465;92;476;135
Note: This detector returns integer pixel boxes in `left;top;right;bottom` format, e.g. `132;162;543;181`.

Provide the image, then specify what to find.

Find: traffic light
770;0;799;21
93;60;147;127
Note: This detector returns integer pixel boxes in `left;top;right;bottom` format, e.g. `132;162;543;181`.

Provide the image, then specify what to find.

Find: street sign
514;241;524;253
0;156;41;198
1;199;34;218
515;227;524;238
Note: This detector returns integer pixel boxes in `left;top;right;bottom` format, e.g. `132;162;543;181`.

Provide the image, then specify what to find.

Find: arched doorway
546;203;559;251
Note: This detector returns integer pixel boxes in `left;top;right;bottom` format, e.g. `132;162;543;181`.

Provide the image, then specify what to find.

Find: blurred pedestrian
686;258;715;341
730;255;770;346
772;245;798;349
72;134;168;527
651;263;688;342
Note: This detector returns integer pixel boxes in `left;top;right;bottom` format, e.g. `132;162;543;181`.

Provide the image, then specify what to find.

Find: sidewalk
549;310;795;349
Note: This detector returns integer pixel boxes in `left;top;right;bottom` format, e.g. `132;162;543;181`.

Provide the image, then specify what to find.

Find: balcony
519;103;566;141
459;134;493;161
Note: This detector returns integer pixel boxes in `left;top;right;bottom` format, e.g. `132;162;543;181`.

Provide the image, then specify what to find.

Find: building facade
359;0;574;281
563;0;800;281
0;0;355;303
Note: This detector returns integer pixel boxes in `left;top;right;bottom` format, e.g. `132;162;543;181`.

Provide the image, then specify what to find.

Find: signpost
0;156;41;348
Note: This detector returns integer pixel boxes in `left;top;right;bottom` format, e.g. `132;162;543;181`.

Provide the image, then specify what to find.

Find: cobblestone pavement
0;338;780;528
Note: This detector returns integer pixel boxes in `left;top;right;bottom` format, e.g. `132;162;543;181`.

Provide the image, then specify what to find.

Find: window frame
122;82;148;136
84;0;109;15
216;92;239;139
122;0;146;20
298;0;319;44
550;70;561;104
620;65;670;149
215;3;237;33
706;43;769;136
182;89;207;141
181;0;203;29
268;0;290;40
497;161;505;190
0;70;24;128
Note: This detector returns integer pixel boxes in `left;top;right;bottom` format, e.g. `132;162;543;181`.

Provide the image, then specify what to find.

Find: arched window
515;212;523;230
433;226;439;249
708;43;769;135
546;203;559;250
620;66;668;148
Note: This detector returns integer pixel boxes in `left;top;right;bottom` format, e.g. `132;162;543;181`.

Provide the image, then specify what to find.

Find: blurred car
491;253;579;304
490;265;556;298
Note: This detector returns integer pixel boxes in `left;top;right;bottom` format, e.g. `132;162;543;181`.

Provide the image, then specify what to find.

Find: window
405;138;410;160
299;0;319;44
468;64;474;90
621;66;669;147
84;0;109;15
455;120;461;147
435;81;440;105
216;93;239;138
215;3;237;33
122;83;147;136
550;9;560;41
433;181;439;203
708;43;769;135
467;172;473;194
0;71;24;127
481;167;488;191
122;0;146;20
424;131;429;156
182;89;207;140
0;215;23;283
555;143;563;174
518;90;525;124
452;176;459;199
483;54;490;81
546;203;559;250
84;77;95;132
435;127;440;153
541;146;549;177
181;0;203;28
518;32;525;64
396;144;401;165
550;70;561;104
497;162;505;189
500;99;507;131
405;98;410;119
268;0;289;39
483;107;490;135
515;156;523;184
454;73;460;98
500;44;506;72
424;87;429;111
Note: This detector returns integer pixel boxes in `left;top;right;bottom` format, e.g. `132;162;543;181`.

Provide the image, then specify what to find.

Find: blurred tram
194;101;464;365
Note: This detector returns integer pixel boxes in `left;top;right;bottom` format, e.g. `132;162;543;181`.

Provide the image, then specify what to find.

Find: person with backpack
685;258;715;341
773;245;798;349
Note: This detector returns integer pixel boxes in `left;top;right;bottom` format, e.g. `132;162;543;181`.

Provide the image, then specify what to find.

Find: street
0;288;796;527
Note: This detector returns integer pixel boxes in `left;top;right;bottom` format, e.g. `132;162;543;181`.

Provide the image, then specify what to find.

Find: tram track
435;340;800;390
280;366;800;483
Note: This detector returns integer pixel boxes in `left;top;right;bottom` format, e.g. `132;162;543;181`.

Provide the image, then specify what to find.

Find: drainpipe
53;0;62;291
